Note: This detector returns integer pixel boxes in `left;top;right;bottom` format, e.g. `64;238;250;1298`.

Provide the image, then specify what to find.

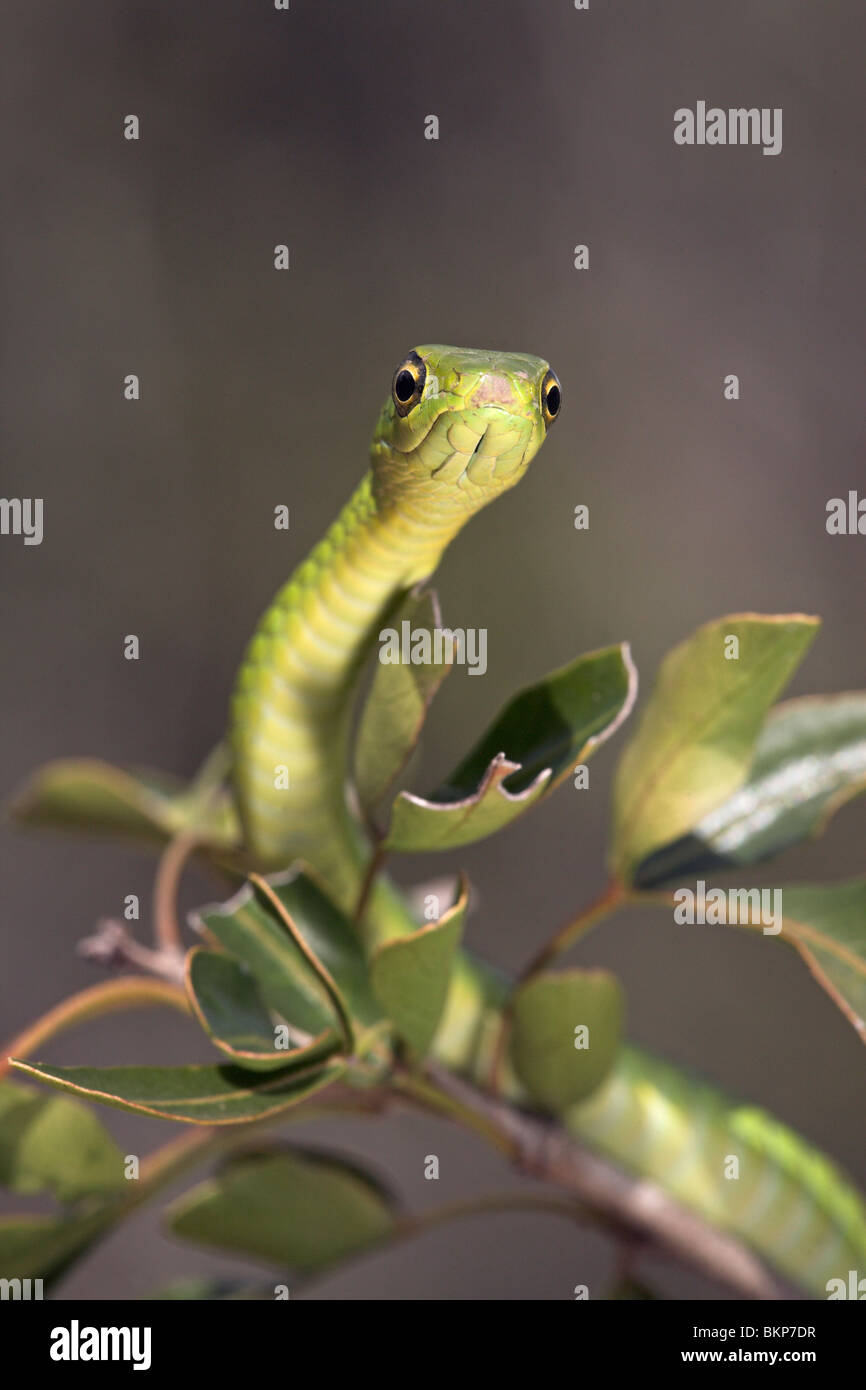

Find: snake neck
231;471;462;915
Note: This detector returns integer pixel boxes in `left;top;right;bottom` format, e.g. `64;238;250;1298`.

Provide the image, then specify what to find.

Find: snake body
229;345;866;1296
232;346;554;923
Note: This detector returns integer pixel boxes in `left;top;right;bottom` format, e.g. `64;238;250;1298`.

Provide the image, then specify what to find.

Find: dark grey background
1;0;864;1299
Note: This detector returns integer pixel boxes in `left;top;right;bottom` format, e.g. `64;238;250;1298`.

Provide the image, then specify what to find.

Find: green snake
230;344;865;1296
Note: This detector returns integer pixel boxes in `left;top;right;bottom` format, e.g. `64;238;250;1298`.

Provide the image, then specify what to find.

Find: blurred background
1;0;864;1299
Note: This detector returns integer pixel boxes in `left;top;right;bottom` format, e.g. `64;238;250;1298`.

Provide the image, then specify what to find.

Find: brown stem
393;1190;589;1239
1;976;190;1079
78;918;188;983
518;878;627;981
153;831;201;954
353;837;387;925
391;1070;515;1157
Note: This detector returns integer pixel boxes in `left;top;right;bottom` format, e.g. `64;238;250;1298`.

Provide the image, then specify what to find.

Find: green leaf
777;880;866;1043
258;871;384;1030
185;948;341;1072
370;878;467;1056
168;1149;395;1270
0;1081;124;1201
510;969;625;1111
634;693;866;887
355;588;452;811
193;883;335;1038
8;756;239;848
0;1211;110;1283
192;870;381;1035
611;614;820;883
11;1058;344;1125
274;867;383;1029
386;643;637;852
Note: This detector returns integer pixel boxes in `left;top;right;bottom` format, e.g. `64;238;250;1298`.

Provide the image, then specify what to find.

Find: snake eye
392;351;426;417
541;368;562;426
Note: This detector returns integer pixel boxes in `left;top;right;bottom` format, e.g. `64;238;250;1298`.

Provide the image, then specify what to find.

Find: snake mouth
468;427;488;459
429;424;489;483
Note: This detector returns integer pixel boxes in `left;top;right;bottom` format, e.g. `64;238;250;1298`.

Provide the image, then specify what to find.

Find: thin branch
518;878;627;981
393;1190;589;1240
153;831;201;954
391;1070;516;1157
1;976;190;1079
353;837;388;925
137;1123;219;1188
78;917;187;984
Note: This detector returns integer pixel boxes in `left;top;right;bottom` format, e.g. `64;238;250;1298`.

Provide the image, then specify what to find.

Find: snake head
371;344;561;518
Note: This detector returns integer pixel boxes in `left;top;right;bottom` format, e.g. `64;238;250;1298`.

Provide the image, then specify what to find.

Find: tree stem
354;837;387;925
153;831;201;954
518;878;626;981
1;976;190;1080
